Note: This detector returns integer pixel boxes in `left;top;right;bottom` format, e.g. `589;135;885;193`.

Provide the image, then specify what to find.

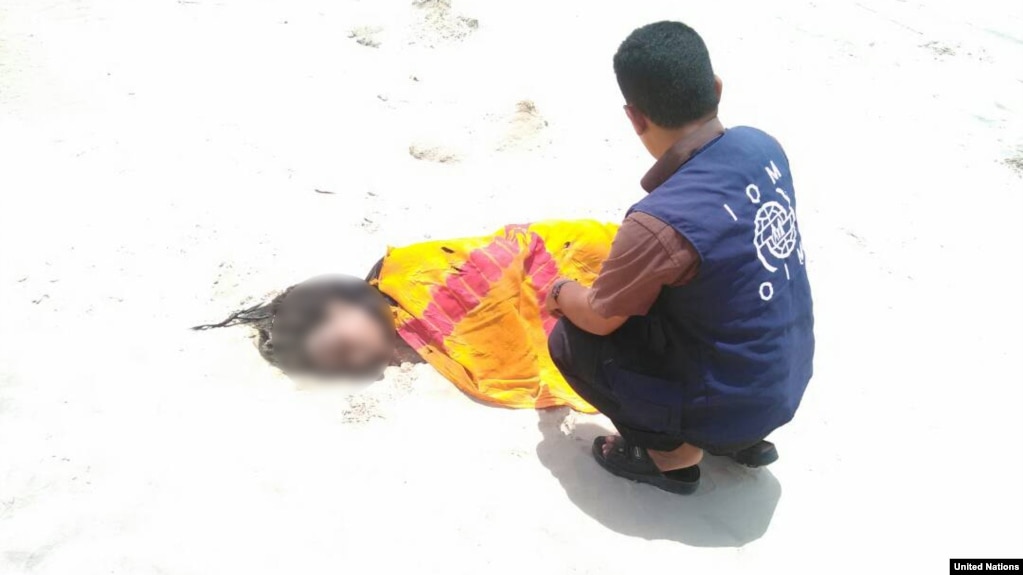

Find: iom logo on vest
723;160;805;302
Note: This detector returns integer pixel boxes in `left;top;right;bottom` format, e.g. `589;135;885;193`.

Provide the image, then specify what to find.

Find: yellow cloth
375;220;618;412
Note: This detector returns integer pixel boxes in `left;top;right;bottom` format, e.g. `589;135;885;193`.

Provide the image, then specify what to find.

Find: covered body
375;220;619;412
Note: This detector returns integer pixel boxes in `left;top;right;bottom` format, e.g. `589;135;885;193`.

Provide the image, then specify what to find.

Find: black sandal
729;440;779;468
592;436;700;495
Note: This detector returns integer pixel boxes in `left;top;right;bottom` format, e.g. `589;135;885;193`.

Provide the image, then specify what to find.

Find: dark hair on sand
613;21;718;128
192;275;396;377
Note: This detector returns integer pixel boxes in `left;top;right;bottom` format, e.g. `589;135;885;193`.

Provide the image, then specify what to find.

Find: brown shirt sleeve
588;212;700;318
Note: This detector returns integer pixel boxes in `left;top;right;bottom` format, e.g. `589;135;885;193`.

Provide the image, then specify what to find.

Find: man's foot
593;436;700;495
728;440;779;468
600;437;703;471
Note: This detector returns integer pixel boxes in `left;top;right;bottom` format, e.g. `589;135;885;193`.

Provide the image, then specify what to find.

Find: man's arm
546;213;699;336
552;281;627;336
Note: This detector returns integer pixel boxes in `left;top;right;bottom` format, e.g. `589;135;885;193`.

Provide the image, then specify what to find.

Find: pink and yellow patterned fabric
374;220;618;412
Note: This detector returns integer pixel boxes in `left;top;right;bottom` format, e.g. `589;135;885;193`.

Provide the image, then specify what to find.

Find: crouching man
546;21;815;495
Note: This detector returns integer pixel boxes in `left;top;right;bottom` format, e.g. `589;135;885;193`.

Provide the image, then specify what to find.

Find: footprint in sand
496;100;549;153
408;143;461;163
920;40;956;58
410;0;478;47
408;100;547;163
348;25;383;48
1003;151;1023;177
920;39;993;63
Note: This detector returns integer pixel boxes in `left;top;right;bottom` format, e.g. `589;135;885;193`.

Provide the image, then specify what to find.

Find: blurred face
303;300;394;376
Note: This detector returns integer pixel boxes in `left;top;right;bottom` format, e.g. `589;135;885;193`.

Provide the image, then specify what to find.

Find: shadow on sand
535;409;781;546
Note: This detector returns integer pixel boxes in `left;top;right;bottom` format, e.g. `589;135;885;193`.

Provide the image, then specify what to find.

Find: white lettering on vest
744;158;802;303
765;161;782;184
723;204;738;221
746;184;761;204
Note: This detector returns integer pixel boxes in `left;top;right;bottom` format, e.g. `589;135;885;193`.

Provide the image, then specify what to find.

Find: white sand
2;0;1021;572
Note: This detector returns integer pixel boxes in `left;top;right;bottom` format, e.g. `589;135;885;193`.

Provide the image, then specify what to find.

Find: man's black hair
613;21;718;129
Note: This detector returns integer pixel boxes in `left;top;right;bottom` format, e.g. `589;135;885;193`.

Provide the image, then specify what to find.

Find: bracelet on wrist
552;279;572;304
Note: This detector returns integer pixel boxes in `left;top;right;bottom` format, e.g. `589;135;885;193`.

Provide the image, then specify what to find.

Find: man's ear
624;104;648;136
714;75;723;102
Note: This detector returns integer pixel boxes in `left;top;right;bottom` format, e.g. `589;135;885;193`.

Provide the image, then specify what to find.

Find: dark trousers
547;318;690;452
548;318;761;455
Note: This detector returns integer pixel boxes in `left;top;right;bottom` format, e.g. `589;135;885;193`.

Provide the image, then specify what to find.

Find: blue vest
627;127;815;448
